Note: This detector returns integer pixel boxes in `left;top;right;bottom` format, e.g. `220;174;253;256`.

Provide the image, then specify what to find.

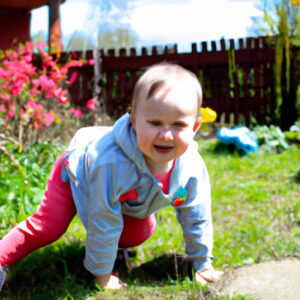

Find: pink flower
88;58;94;65
9;77;25;97
0;67;10;79
33;119;43;129
25;99;38;110
29;81;40;97
45;111;55;127
39;74;55;92
22;53;32;63
86;98;97;111
3;60;35;77
0;40;86;142
5;109;15;120
59;61;84;80
55;88;69;104
45;89;55;99
68;71;78;85
70;108;83;118
5;50;19;60
52;68;70;83
0;93;10;101
64;60;84;69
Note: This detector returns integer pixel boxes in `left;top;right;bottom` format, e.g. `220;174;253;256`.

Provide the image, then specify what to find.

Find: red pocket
119;189;138;202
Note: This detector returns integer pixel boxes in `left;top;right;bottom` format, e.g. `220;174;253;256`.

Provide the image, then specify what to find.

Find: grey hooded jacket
65;113;213;276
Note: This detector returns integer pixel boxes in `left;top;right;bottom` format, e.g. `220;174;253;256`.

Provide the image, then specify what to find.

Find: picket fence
62;36;276;126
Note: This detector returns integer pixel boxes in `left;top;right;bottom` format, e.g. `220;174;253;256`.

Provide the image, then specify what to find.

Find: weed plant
0;137;299;299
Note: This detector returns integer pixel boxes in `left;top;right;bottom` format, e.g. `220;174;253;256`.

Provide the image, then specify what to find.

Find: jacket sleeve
70;148;124;276
175;155;213;272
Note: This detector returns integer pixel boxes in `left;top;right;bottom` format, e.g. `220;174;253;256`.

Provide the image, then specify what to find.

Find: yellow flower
291;0;300;5
200;107;217;123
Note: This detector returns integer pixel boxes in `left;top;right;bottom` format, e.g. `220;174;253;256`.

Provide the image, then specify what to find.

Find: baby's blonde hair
130;62;203;117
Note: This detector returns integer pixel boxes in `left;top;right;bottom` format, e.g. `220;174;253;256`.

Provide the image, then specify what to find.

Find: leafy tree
97;27;138;51
66;27;138;52
66;32;94;51
249;0;299;44
66;0;139;51
249;0;300;128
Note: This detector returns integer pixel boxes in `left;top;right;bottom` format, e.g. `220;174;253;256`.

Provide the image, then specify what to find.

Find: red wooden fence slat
238;38;244;50
220;39;226;51
211;41;217;52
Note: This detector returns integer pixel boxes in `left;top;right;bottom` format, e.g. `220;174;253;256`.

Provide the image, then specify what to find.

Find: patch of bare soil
209;257;300;300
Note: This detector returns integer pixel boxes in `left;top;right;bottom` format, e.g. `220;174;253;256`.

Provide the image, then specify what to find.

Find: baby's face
131;83;201;174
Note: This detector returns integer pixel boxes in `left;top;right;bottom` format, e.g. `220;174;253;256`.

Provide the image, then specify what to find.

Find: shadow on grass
200;138;247;157
210;142;248;156
3;242;94;299
2;243;193;299
117;252;193;286
1;242;192;300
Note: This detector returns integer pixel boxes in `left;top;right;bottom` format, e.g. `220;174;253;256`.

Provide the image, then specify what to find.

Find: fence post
280;45;298;129
229;39;240;124
93;48;105;114
48;0;63;53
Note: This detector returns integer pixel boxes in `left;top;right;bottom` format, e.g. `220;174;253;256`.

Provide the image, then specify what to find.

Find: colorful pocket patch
170;186;187;207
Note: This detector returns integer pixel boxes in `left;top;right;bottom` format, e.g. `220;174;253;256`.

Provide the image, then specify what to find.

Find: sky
30;0;262;52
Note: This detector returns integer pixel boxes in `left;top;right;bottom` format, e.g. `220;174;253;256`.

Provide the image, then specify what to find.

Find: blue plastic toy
216;126;259;155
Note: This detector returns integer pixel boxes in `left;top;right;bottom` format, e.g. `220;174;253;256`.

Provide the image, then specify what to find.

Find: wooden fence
64;36;277;126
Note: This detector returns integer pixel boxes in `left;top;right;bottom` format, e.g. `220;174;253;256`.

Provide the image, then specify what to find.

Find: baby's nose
159;128;174;141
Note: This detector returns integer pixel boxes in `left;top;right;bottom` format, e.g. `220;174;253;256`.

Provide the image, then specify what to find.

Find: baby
0;62;223;290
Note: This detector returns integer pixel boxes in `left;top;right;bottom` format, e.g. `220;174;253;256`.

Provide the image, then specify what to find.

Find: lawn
0;137;299;299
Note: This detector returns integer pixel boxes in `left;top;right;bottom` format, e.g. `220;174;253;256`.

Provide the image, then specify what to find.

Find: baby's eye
172;122;187;128
148;121;162;126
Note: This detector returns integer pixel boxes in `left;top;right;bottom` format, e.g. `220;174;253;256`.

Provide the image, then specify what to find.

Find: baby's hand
95;272;127;289
195;267;224;286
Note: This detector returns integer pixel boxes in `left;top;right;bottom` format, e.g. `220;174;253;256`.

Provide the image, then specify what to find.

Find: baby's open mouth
154;145;173;153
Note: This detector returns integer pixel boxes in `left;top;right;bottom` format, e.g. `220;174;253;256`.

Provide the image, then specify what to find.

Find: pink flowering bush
0;41;90;147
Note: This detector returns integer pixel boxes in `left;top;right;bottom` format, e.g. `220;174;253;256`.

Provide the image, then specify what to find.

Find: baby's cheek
175;136;190;155
178;131;194;144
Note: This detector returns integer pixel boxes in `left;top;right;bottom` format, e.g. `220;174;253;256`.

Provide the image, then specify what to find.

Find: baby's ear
130;112;136;129
193;117;202;132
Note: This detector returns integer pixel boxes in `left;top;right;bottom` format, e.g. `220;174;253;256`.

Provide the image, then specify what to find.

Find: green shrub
285;118;300;144
0;140;64;233
253;125;289;152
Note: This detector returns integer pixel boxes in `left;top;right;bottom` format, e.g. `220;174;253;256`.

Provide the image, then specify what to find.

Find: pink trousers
0;152;156;267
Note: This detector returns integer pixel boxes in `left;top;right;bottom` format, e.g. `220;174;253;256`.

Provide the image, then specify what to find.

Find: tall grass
0;138;299;299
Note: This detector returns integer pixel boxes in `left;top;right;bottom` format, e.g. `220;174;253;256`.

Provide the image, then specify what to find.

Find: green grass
204;141;300;268
1;138;299;299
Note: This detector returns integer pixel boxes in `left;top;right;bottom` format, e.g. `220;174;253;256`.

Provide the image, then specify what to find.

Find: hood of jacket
112;113;151;175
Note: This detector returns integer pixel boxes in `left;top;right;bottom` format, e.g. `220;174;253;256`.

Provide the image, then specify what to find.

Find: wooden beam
48;0;63;53
0;0;49;10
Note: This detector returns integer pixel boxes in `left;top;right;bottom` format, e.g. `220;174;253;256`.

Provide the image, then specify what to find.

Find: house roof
0;0;50;10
